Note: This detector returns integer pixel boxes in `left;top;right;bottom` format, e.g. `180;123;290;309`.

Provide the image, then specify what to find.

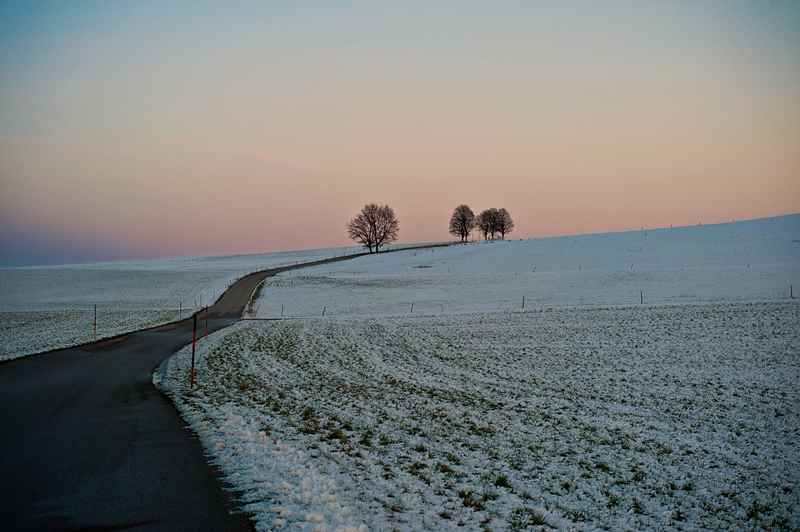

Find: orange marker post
190;314;197;388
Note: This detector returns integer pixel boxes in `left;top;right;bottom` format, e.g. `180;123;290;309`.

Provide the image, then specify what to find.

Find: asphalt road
0;252;366;532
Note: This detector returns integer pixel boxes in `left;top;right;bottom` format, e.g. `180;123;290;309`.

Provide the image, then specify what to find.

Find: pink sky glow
1;1;799;266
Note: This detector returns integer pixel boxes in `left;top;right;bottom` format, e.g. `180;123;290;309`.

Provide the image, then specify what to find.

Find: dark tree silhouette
476;209;494;240
346;203;399;253
495;208;514;239
477;207;514;240
449;204;476;242
371;204;400;252
477;208;500;240
346;210;374;252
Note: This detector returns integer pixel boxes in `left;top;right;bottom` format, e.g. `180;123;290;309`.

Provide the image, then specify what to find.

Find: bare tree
476;209;495;240
449;204;476;242
346;203;399;253
495;208;514;239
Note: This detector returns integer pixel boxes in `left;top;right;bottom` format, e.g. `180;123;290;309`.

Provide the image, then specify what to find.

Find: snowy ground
0;245;365;360
157;215;800;531
158;304;799;532
252;216;799;319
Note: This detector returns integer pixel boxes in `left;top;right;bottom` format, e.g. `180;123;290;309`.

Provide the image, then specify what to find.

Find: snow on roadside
1;309;181;358
157;303;800;531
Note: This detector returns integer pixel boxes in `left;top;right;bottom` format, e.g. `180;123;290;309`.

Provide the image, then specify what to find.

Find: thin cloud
49;128;330;173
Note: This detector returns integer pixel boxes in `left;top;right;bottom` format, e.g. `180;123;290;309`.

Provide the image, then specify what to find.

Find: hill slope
253;214;800;317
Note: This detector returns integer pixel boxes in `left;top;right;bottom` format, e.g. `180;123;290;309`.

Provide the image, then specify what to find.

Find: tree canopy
477;207;514;240
449;204;476;242
495;208;515;239
346;203;399;253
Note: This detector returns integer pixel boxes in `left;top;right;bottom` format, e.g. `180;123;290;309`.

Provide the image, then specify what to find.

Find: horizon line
3;212;797;270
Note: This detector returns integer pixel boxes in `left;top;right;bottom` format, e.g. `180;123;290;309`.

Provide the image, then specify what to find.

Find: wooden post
281;305;284;317
522;296;525;309
94;305;97;340
190;314;197;388
322;306;326;316
641;291;643;304
205;307;208;337
411;302;414;313
179;301;182;319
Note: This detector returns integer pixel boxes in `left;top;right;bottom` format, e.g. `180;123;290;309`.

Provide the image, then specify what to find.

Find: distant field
0;245;363;360
160;302;800;531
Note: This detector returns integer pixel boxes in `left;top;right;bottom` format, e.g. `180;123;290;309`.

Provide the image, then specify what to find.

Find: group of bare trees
345;202;514;253
450;205;514;241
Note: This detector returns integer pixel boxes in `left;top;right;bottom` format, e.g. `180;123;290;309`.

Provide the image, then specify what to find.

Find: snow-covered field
0;246;364;360
157;215;800;531
251;216;798;319
159;304;799;532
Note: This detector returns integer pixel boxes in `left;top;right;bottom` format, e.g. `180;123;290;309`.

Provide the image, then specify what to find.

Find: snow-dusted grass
0;246;365;360
1;309;182;357
158;302;800;531
157;216;800;531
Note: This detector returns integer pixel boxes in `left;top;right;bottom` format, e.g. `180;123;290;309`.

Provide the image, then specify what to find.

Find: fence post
190;314;197;388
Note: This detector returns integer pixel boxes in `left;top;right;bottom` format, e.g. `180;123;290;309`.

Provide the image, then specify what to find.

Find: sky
1;1;799;267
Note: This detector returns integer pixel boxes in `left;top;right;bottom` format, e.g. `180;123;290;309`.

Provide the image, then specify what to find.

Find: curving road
0;253;366;532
